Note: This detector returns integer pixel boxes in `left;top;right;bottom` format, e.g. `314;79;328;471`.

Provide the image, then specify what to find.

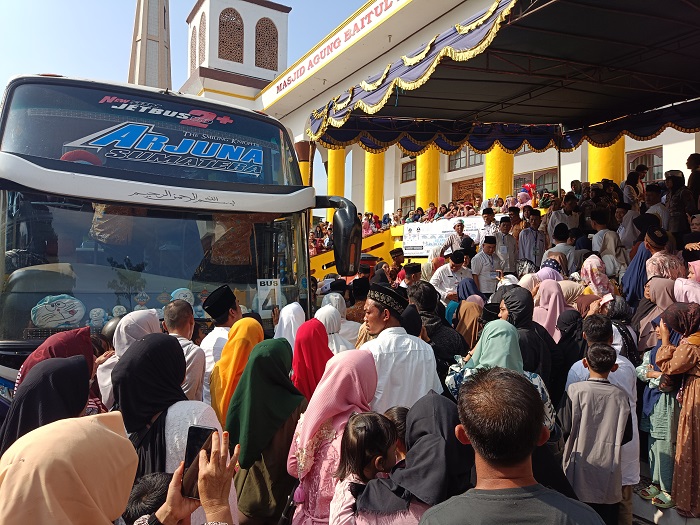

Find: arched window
190;27;197;74
198;13;207;65
218;8;244;63
255;18;278;70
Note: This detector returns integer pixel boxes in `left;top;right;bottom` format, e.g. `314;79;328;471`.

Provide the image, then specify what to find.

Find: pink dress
288;418;343;525
329;475;364;525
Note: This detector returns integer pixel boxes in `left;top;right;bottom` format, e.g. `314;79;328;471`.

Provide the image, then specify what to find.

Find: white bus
0;75;360;410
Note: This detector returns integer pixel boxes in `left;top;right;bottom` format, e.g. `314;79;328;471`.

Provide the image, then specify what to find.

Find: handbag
277;479;300;525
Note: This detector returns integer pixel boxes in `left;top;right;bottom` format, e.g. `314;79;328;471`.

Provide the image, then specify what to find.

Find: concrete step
633;492;700;524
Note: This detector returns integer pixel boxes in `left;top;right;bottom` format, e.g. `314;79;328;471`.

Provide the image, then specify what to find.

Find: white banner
402;216;505;257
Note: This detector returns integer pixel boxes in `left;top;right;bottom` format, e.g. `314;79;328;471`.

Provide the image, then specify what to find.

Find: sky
0;0;367;204
0;1;366;88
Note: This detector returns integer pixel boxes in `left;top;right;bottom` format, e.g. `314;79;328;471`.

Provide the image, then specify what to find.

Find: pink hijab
535;267;563;282
581;255;614;296
292;350;377;479
518;273;539;292
532;280;572;342
675;278;700;304
466;295;485;308
688;260;700;283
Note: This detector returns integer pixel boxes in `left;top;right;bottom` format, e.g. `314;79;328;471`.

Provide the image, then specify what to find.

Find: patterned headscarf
580;255;614;296
661;302;700;338
516;259;538;279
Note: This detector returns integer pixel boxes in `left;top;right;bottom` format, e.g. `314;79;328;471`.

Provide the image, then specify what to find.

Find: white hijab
321;293;361;346
97;309;161;409
273;302;305;349
314;305;354;354
618;209;640;249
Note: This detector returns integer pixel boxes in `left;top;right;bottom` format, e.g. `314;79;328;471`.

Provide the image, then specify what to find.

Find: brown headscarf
575;294;601;317
455;301;482;351
638;278;677;350
547;252;570;278
661;302;700;338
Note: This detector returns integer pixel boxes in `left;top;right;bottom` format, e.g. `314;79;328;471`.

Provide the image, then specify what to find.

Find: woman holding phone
112;332;237;525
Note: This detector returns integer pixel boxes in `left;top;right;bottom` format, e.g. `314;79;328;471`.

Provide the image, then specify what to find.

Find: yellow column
416;145;440;209
294;141;311;185
327;148;345;222
588;138;625;184
484;145;514;201
364;151;384;217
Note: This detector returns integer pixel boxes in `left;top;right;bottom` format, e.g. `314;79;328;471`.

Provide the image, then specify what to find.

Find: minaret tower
128;0;172;89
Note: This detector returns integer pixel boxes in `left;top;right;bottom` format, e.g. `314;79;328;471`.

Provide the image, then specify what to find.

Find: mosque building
132;0;700;222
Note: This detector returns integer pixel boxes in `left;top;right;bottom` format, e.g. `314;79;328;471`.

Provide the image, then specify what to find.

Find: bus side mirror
315;196;362;276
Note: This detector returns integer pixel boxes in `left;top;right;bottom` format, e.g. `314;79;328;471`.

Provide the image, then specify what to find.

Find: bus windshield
0;190;309;341
0;81;301;187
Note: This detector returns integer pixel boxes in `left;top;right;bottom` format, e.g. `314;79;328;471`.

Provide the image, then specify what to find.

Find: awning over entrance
308;0;700;155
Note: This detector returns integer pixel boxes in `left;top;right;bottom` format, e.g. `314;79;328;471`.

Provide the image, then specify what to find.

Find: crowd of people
1;159;700;525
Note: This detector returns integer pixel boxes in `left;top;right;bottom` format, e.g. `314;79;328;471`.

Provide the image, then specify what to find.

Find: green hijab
468;319;524;373
225;338;305;469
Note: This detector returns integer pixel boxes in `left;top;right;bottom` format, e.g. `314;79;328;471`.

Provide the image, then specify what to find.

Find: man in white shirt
518;210;547;266
564;315;640;524
200;285;242;405
430;250;472;305
542;223;576;274
495;217;517;274
474;207;499;246
644;184;669;230
547;193;579;241
162;299;206;401
470;236;501;299
359;283;443;413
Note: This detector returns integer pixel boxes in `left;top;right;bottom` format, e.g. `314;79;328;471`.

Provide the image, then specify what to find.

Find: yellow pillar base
416;145;440;210
364;151;385;217
327;148;345;222
294;141;312;186
588;138;625;184
484;145;514;201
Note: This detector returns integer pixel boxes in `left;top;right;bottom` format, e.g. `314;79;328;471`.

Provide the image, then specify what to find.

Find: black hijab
556;310;587;368
502;287;561;396
112;333;187;477
356;391;473;513
0;355;90;455
400;304;422;337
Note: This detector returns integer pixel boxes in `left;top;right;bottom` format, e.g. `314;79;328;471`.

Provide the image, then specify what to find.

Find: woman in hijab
638;278;677;353
556;310;587;375
288;350;378;525
688;260;700;282
538;259;564;281
292;318;334;400
0;356;90;455
605;295;640;365
321;293;361;346
675;277;700;304
0;412;138;525
274;302;306;349
316;303;355;353
657;303;700;518
580;255;616;296
576;294;602;317
518;273;540;294
355;392;473;525
446;321;559;440
13;326;107;414
97;309;161;409
455;299;482;351
227;339;307;525
621;242;651;308
533;280;573;343
559;281;585;307
210;317;265;425
112;333;234;525
517;258;538;280
546;252;570;278
500;286;560;393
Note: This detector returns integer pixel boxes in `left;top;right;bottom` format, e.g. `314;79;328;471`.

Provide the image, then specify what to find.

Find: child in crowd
329;413;398;525
384;406;408;463
559;343;634;525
